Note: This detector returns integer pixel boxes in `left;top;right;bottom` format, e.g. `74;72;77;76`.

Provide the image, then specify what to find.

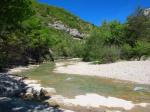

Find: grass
18;62;150;103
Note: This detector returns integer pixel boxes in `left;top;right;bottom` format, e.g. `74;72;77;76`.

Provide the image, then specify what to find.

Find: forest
0;0;150;70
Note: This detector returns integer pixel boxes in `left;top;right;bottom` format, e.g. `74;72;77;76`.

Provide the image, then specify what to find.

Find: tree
0;0;33;70
125;7;149;47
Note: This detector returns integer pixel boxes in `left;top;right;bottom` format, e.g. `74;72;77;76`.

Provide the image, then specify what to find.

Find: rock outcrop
144;8;150;17
48;21;87;39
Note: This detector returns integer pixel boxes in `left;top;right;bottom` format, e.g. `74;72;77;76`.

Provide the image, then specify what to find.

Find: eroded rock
48;21;86;39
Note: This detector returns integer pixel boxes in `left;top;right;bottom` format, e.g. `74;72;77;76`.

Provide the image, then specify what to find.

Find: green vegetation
83;21;123;63
0;0;87;70
0;0;150;70
0;0;34;69
34;2;94;33
83;8;150;63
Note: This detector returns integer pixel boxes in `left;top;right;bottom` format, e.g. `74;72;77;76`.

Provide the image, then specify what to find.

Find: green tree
125;7;149;47
100;20;125;46
0;0;33;70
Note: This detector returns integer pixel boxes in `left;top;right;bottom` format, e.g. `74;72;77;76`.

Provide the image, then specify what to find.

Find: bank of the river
13;60;150;112
54;60;150;84
0;67;74;112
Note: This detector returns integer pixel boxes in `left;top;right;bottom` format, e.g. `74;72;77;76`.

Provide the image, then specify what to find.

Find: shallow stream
18;62;150;103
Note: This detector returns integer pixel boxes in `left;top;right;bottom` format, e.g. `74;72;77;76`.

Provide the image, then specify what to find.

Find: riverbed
15;60;150;112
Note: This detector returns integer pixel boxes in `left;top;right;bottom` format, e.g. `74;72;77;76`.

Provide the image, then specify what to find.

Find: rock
69;28;82;37
48;21;86;39
26;87;33;93
0;73;25;97
45;99;60;107
43;87;56;96
45;95;65;107
23;84;56;100
144;8;150;17
0;73;56;104
0;97;63;112
23;92;34;100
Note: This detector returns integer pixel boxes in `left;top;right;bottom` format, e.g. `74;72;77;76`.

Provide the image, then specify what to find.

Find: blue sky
38;0;150;26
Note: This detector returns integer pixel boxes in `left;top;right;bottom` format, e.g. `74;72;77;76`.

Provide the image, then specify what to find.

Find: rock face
48;21;86;39
144;8;150;17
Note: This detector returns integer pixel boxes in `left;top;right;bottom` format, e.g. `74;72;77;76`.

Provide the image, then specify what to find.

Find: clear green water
18;62;150;103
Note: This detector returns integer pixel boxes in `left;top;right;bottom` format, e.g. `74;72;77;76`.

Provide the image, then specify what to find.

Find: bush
121;41;150;60
83;31;121;63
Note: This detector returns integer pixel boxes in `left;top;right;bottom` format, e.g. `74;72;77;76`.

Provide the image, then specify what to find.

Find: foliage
121;41;150;60
0;0;150;70
83;7;150;63
125;7;150;47
0;0;34;70
83;31;121;63
33;2;95;34
0;0;89;70
100;20;125;46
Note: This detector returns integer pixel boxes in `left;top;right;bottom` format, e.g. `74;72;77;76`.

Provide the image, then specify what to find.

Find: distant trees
100;20;125;46
83;21;122;63
83;8;150;63
0;0;150;70
125;8;150;47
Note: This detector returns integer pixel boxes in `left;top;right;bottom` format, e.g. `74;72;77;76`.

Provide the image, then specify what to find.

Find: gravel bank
54;60;150;84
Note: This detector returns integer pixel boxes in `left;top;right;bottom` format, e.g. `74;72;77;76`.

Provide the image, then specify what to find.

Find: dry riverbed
54;60;150;84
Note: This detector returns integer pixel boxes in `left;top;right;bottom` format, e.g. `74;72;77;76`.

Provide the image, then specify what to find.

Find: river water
19;62;150;104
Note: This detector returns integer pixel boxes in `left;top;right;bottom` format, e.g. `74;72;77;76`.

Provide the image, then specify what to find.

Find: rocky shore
54;60;150;84
0;73;73;112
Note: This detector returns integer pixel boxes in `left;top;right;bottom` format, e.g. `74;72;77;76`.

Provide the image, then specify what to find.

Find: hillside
0;0;149;70
34;2;96;39
22;2;98;60
0;1;98;70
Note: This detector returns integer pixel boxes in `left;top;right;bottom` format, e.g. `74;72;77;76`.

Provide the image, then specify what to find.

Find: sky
38;0;150;26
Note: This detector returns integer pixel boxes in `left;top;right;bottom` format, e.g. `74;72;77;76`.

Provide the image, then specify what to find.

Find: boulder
0;73;25;97
43;87;56;96
23;92;34;100
23;84;56;101
45;95;65;107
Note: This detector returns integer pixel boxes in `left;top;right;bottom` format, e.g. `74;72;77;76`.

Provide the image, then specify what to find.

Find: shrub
83;31;121;63
121;41;150;60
